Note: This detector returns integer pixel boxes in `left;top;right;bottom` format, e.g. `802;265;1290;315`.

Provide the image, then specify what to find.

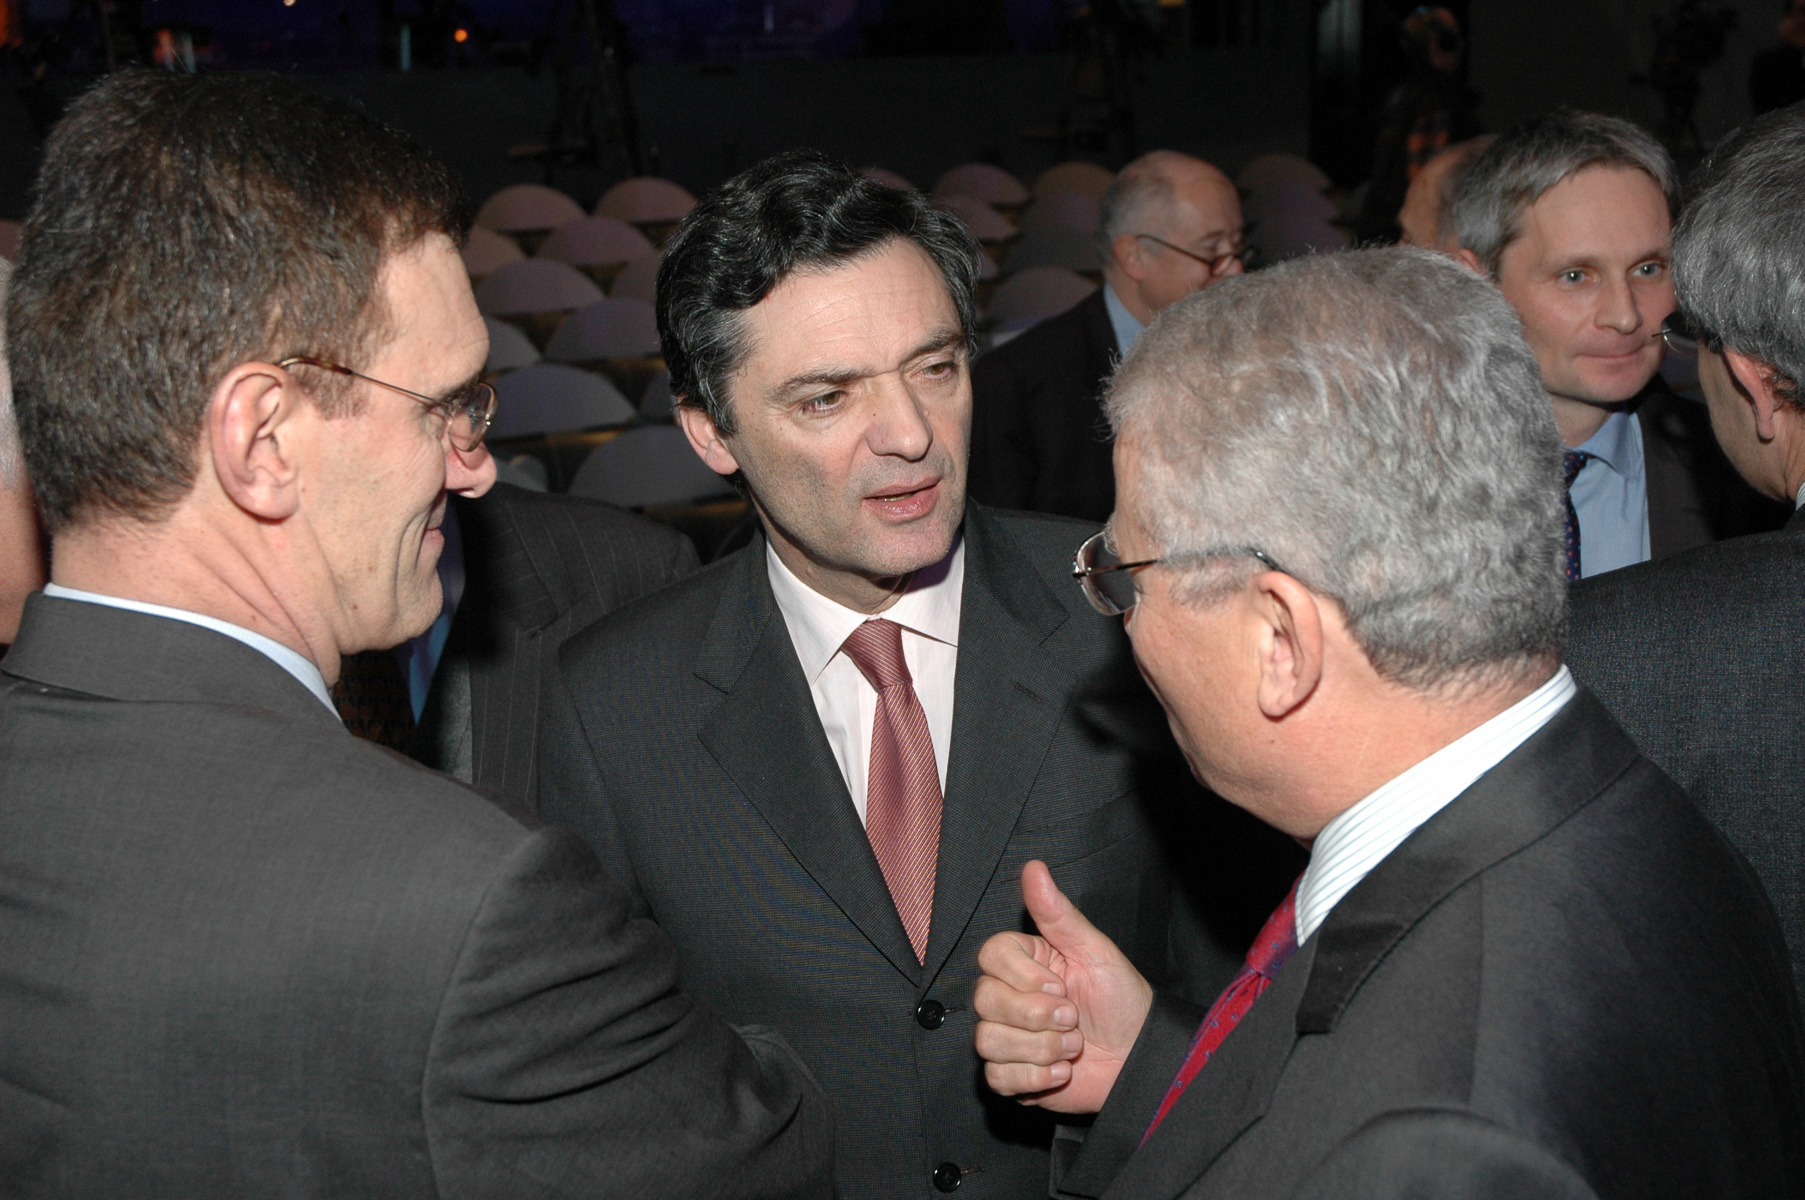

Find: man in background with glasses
1567;102;1805;1017
0;70;830;1196
975;248;1804;1197
971;150;1244;524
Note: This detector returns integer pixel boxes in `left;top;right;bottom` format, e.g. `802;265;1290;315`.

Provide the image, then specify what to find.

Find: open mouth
864;478;941;521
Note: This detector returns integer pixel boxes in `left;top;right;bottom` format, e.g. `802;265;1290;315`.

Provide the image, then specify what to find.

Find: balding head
1099;150;1245;324
1398;136;1492;254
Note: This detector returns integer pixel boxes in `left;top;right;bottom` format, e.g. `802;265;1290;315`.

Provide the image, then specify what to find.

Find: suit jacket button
915;999;946;1030
932;1162;962;1192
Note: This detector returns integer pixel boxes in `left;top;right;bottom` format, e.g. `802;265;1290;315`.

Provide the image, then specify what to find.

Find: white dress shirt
1293;665;1578;945
765;538;964;825
41;582;340;717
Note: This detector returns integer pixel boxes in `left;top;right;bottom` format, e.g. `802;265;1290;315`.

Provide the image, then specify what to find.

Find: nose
865;373;935;461
446;439;497;498
1596;275;1644;335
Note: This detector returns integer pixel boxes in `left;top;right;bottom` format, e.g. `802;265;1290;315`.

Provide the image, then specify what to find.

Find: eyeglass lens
1075;533;1141;616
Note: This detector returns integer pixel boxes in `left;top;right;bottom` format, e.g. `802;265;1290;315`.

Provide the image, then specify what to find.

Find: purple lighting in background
71;0;1058;66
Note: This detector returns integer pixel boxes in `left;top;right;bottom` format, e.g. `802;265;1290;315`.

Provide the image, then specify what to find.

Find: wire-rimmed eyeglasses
278;356;497;453
1134;233;1254;278
1071;529;1286;616
1658;312;1723;357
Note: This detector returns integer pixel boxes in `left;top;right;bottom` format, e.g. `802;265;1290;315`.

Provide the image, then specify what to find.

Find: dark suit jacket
1636;384;1790;558
538;504;1300;1200
410;483;698;809
1567;506;1805;1004
970;289;1120;524
0;596;832;1198
1053;691;1805;1199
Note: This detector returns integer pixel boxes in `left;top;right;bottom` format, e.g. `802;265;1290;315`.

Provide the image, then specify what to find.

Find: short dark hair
8;70;467;533
1451;109;1677;276
657;148;980;434
1673;102;1805;407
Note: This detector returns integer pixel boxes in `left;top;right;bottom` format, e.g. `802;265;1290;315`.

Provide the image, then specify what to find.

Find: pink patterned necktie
841;618;943;964
1142;877;1301;1140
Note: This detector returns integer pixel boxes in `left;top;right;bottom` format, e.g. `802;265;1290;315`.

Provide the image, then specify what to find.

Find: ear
1452;247;1485;276
1723;348;1789;442
676;401;743;477
207;362;306;521
1251;572;1324;719
1111;233;1148;281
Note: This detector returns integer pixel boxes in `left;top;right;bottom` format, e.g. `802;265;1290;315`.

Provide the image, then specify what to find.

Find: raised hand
972;859;1153;1113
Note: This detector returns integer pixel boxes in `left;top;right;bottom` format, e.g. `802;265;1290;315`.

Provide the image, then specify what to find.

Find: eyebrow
766;327;967;401
429;368;487;405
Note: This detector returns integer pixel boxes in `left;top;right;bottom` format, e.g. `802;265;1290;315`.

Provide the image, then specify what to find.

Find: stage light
454;28;469;43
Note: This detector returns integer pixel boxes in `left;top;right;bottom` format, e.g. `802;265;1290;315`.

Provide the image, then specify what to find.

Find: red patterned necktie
1143;877;1301;1140
841;618;943;964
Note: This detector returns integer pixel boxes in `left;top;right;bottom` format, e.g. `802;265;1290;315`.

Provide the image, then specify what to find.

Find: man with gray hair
968;247;1805;1197
1568;102;1805;1007
970;150;1243;523
1452;109;1778;581
0;258;46;648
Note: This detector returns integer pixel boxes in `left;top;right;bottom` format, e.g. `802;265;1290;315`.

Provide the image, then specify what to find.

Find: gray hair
0;258;17;491
1452;110;1677;277
1107;247;1566;692
1672;103;1805;407
1096;152;1180;262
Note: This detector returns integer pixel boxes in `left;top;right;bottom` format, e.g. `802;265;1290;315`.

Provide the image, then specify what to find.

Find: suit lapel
1109;689;1640;1198
924;506;1074;978
694;541;925;981
1636;400;1713;559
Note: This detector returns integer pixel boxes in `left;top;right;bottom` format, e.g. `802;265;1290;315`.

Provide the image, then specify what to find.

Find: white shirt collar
1293;665;1578;945
765;536;964;683
41;582;340;718
1793;479;1805;510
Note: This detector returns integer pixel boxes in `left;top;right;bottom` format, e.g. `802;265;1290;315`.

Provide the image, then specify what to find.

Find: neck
760;516;914;616
1270;658;1558;844
51;506;345;684
1101;267;1153;326
1550;394;1615;448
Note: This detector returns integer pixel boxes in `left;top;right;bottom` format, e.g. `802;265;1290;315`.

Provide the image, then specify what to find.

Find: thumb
1022;860;1108;958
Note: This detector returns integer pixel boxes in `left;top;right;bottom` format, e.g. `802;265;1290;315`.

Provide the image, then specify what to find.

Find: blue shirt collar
1101;283;1146;356
1573;409;1642;479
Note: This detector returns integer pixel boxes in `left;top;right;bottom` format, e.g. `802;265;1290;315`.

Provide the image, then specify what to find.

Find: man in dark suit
972;248;1805;1197
0;71;830;1196
538;150;1296;1199
1451;110;1783;581
969;152;1244;524
1568;103;1805;1003
391;483;698;809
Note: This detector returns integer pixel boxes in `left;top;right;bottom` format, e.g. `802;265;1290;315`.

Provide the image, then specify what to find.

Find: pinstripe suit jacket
410;483;698;810
537;504;1302;1200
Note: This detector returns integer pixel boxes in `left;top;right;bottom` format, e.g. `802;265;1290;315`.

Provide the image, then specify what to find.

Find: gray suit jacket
1567;506;1805;1003
1053;691;1805;1199
538;504;1301;1200
0;595;832;1197
411;483;698;809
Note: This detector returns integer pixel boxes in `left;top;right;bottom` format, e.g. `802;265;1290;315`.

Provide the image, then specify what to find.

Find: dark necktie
332;648;417;753
1143;877;1301;1139
841;619;943;964
1562;449;1591;582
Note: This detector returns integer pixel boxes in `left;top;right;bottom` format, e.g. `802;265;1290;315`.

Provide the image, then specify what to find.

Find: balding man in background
1396;135;1490;253
1567;103;1805;1007
0;258;45;648
970;151;1244;523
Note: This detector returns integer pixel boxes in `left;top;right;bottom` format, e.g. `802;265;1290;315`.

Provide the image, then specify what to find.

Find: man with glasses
973;247;1805;1198
971;150;1244;523
1450;110;1781;582
0;71;830;1195
1567;103;1805;1011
